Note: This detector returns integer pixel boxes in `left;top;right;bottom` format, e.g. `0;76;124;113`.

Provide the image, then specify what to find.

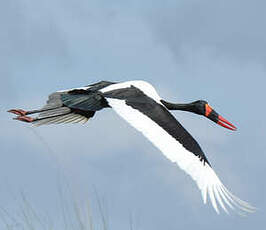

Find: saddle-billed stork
8;80;255;214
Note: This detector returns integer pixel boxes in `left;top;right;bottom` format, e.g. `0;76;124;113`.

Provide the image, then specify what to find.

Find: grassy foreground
0;186;134;230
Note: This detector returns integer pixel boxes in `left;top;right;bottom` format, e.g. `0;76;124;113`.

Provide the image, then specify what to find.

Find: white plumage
9;80;255;214
101;81;255;214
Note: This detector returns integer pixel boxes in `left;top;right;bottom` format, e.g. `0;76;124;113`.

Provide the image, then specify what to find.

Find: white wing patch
100;80;163;104
107;98;255;214
57;86;91;93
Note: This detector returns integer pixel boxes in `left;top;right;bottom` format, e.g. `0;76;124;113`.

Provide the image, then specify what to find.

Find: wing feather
106;97;255;214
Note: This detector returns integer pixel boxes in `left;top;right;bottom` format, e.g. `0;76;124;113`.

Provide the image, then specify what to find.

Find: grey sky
1;0;265;229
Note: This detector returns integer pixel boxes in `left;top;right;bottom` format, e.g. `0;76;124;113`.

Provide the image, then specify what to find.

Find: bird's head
190;100;237;131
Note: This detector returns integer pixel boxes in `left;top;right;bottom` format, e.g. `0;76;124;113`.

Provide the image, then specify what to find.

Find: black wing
103;85;210;165
31;89;109;126
10;86;110;126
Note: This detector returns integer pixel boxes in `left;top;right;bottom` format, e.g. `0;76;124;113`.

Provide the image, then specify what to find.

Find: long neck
160;100;196;112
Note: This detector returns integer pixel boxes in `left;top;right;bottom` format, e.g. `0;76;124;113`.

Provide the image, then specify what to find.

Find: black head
190;100;209;115
190;100;237;131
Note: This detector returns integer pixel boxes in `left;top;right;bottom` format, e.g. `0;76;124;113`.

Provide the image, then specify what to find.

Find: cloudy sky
1;0;265;229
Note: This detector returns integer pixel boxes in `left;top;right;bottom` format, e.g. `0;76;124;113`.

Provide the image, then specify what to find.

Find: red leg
14;115;34;123
8;109;28;116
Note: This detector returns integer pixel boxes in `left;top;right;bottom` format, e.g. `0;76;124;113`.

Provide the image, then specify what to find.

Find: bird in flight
8;80;255;214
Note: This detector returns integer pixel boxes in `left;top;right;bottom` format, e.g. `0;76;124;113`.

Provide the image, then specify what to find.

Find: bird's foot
8;109;28;116
13;115;34;123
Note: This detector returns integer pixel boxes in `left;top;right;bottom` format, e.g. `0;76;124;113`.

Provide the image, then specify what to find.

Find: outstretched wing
10;86;110;126
102;86;255;214
31;91;94;126
33;88;111;126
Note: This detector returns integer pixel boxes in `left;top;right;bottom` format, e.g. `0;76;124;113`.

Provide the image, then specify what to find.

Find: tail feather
33;112;89;126
38;107;71;118
9;88;101;126
9;106;94;126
